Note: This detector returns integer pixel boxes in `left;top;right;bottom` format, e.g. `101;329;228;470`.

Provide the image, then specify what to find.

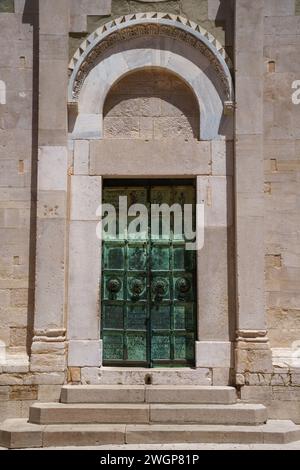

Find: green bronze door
101;180;196;367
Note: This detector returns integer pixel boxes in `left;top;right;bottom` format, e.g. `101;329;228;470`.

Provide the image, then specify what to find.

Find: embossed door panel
101;180;196;367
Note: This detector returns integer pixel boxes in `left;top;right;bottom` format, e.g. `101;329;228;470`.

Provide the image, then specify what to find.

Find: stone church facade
0;0;300;447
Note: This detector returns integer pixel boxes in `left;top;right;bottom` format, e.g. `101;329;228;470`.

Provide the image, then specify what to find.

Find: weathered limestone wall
69;0;234;60
263;0;300;351
0;0;69;421
237;0;300;424
0;1;33;355
103;68;199;140
261;0;300;423
0;0;299;423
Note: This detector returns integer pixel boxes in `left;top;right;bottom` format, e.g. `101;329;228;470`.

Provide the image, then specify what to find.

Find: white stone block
67;221;101;340
208;0;233;21
34;218;66;331
72;114;102;140
264;0;295;17
236;215;266;330
73;140;89;175
70;176;102;221
70;15;88;33
68;340;102;367
81;367;211;386
0;340;6;362
40;0;69;36
197;176;233;228
90;140;211;177
0;80;6;105
196;341;233;368
38;146;68;191
237;194;264;218
37;190;66;220
212;139;233;176
235;78;263;135
71;0;111;16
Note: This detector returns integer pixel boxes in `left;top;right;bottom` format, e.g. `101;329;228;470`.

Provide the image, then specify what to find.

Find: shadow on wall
214;0;234;60
22;0;39;355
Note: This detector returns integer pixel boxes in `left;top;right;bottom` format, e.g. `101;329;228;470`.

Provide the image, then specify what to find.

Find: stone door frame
33;7;272;386
65;15;234;384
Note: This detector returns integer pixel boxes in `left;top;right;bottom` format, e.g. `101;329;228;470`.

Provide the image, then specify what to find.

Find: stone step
60;385;237;404
126;421;300;446
30;403;149;425
29;403;267;425
150;404;267;425
1;419;300;449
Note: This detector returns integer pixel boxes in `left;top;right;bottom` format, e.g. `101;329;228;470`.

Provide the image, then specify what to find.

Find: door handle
176;277;191;300
152;278;168;300
176;277;191;294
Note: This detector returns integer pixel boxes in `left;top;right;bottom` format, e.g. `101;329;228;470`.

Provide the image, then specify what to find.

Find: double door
101;180;196;367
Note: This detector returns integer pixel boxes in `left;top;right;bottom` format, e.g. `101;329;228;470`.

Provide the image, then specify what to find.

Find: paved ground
1;442;300;450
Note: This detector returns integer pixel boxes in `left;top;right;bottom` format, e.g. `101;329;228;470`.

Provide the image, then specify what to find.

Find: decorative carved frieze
69;13;233;103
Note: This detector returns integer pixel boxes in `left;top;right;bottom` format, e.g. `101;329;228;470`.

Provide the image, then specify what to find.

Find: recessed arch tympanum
103;67;200;140
68;12;234;141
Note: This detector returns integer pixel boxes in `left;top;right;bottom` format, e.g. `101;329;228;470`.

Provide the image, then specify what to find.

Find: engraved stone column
234;0;272;383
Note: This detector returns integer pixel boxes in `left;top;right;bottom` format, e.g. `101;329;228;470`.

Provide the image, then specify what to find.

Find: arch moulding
68;12;235;141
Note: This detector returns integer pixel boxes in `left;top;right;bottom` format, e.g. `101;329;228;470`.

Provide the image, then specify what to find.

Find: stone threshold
81;366;212;385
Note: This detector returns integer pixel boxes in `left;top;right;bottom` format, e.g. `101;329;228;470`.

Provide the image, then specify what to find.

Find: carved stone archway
65;12;236;381
68;12;234;141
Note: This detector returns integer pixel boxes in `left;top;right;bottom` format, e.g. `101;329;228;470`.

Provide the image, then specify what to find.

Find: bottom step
1;419;300;448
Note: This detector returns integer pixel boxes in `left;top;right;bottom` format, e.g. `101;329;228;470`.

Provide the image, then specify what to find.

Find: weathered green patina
0;0;14;13
102;180;196;367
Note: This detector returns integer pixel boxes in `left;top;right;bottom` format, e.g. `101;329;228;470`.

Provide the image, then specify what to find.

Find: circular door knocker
129;278;144;299
176;277;191;299
152;278;168;300
107;278;121;295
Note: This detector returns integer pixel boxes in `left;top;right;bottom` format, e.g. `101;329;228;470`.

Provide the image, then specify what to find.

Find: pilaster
234;0;272;381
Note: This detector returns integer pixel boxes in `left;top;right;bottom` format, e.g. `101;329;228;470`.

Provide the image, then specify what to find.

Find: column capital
236;330;269;343
33;329;67;343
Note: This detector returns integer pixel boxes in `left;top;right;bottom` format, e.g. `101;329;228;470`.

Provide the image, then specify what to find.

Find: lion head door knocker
129;278;144;300
176;277;191;300
152;278;168;301
107;278;121;298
